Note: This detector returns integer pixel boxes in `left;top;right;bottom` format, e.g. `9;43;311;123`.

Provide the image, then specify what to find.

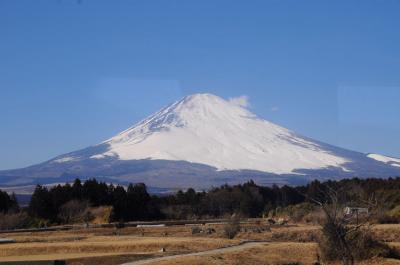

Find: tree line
1;177;400;225
27;179;162;223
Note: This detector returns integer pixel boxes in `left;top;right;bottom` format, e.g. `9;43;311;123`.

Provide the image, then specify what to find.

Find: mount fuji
1;93;399;190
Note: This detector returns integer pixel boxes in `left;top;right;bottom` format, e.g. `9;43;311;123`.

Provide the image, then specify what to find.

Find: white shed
344;207;369;215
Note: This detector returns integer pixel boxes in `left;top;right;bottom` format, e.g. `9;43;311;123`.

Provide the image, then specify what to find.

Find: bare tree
308;184;383;265
224;214;241;239
58;200;89;224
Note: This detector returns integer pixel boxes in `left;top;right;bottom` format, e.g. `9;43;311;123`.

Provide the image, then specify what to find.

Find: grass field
151;242;400;265
0;222;399;265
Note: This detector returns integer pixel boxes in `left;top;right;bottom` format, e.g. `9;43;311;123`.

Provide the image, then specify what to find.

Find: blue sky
1;0;400;170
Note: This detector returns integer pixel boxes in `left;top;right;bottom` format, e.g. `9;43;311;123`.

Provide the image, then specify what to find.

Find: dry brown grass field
0;222;399;265
152;242;400;265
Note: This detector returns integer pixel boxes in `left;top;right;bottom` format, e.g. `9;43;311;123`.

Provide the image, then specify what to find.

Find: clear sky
1;0;400;170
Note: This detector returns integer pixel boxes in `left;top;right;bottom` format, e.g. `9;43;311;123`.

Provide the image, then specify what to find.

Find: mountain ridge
1;93;399;189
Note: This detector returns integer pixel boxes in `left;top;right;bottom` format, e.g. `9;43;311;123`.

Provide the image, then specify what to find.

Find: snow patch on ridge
53;156;77;163
368;153;400;168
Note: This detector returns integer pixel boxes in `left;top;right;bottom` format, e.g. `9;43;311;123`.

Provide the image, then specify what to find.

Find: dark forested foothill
0;177;400;227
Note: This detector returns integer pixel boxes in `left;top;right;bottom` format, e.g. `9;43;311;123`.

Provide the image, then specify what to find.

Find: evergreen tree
0;189;19;213
28;185;55;220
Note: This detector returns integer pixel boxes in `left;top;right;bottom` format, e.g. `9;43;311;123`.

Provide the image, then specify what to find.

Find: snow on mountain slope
90;93;349;174
368;154;400;168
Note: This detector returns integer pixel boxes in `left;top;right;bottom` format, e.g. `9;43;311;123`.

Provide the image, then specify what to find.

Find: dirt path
121;241;269;265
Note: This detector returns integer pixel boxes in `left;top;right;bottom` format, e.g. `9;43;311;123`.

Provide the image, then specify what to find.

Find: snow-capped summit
1;93;400;189
96;93;348;174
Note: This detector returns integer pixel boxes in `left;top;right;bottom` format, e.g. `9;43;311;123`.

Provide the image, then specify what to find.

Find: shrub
371;207;400;224
319;219;352;264
90;206;112;224
287;203;315;223
374;212;400;224
191;226;202;234
83;210;95;224
0;212;35;230
58;200;89;224
319;221;398;264
224;216;240;239
389;205;400;218
348;228;398;260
